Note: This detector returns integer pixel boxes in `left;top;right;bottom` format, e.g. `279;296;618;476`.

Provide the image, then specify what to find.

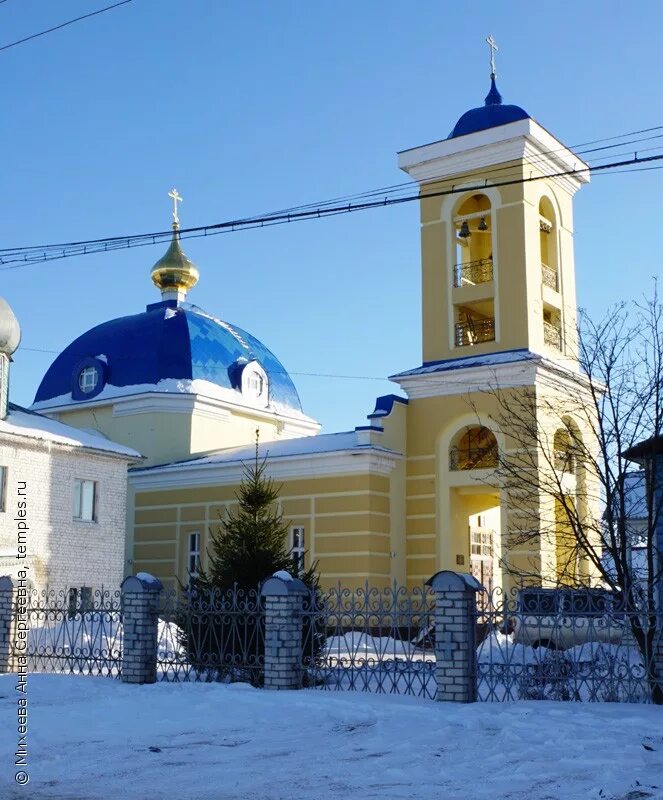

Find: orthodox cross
486;34;498;77
168;188;183;225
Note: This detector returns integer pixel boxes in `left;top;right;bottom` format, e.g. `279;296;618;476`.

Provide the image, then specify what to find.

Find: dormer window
78;366;99;394
241;360;269;407
71;356;107;401
247;372;264;398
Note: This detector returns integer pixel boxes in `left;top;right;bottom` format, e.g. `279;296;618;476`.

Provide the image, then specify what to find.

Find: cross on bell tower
486;34;498;77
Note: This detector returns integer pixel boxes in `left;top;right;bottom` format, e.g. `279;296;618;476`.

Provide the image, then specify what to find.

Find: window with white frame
241;361;269;407
246;372;264;396
73;479;97;522
290;526;305;574
0;466;6;513
188;530;201;575
78;366;100;394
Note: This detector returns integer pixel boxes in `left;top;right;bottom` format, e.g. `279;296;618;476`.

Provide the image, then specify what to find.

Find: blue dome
33;300;303;413
448;77;529;139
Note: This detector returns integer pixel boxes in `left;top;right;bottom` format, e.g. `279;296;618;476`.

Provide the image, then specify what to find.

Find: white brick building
0;404;140;595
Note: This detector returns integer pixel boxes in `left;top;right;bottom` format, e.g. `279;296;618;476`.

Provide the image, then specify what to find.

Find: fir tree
182;432;322;684
194;431;317;592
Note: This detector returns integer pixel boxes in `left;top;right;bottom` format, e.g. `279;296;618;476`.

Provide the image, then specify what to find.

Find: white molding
391;356;594;400
129;449;402;491
398;119;590;195
40;389;320;434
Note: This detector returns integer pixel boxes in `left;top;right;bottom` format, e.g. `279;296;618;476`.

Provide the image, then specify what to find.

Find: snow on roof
0;404;141;459
31;377;317;423
390;349;539;379
132;430;400;474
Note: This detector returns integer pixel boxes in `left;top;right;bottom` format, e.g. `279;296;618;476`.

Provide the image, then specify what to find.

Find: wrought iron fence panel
302;583;436;699
475;586;662;703
156;586;265;685
21;587;122;677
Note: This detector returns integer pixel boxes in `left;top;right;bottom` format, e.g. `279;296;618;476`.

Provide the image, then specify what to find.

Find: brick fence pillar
427;570;483;703
0;576;18;674
261;573;308;690
121;573;162;684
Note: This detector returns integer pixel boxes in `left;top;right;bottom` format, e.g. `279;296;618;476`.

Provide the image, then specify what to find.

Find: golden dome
150;224;199;297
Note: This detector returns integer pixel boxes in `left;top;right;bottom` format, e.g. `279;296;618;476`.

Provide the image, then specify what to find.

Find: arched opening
539;196;559;290
449;425;498;471
454;194;493;285
453;194;496;348
446;423;501;594
539;197;563;352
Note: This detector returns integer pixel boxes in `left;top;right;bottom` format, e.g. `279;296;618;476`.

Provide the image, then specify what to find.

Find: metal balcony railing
454;258;494;288
541;263;559;292
449;445;498;471
543;320;563;350
455;317;495;347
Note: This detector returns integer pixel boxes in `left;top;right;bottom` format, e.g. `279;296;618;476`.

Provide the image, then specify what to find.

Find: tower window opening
454;194;493;286
449;426;498;470
553;430;577;474
454;302;495;347
543;307;563;351
539;197;559;293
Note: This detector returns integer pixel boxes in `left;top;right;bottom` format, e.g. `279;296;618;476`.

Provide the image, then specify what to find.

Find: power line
0;0;133;53
2;149;662;270
4;122;663;257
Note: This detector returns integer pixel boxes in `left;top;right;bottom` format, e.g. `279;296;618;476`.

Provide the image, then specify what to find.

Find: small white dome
0;297;20;355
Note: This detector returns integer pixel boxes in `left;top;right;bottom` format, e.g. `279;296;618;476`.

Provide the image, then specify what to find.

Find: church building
31;56;601;592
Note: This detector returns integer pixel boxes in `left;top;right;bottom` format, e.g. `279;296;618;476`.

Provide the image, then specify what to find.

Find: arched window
539;197;559;292
553;427;580;474
454;194;493;288
449;426;498;470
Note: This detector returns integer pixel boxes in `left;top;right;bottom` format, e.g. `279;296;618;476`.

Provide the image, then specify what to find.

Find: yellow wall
53;403;306;468
133;472;394;591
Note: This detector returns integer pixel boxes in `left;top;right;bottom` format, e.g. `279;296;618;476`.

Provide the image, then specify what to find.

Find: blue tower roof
33;300;303;413
448;76;529;139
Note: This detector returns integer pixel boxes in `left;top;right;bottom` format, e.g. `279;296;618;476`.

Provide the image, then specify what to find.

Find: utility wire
0;0;133;53
2;150;662;270
4;123;663;257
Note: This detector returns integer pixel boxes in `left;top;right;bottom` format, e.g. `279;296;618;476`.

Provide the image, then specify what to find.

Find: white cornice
391;357;595;400
39;390;320;434
398;119;590;195
129;448;402;490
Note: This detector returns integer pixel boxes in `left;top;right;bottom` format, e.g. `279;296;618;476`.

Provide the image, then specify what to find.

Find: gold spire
150;188;200;300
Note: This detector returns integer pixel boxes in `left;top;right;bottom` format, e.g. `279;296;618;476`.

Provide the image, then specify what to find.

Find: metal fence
475;587;663;703
302;583;436;700
155;586;265;685
21;587;122;677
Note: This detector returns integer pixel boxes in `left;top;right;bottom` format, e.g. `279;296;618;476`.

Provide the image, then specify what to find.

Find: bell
458;220;471;238
478;216;488;231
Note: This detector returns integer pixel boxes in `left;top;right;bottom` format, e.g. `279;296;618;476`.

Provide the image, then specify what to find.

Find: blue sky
2;1;663;433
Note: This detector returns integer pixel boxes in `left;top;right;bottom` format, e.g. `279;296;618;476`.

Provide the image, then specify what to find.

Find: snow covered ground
1;675;662;800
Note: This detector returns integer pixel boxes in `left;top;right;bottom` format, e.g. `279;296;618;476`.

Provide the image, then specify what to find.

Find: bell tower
391;43;599;592
398;63;589;368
